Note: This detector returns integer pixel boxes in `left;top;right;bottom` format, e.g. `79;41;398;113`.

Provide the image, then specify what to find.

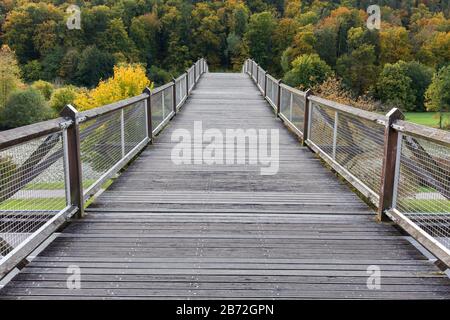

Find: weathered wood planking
0;73;449;300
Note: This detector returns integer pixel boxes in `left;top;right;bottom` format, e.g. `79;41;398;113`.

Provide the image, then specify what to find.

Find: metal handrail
0;58;208;279
244;58;450;268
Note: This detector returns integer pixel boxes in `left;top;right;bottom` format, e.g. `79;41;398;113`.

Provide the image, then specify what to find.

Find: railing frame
0;58;208;280
243;58;450;268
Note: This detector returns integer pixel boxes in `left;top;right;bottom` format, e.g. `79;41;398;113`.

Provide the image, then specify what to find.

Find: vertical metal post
391;132;403;209
142;87;153;142
289;92;293;121
276;80;282;116
256;63;259;85
62;129;71;207
194;63;197;85
60;105;84;218
332;112;339;160
378;108;405;221
120;109;125;157
302;89;312;146
162;89;165;119
172;78;177;114
264;72;268;98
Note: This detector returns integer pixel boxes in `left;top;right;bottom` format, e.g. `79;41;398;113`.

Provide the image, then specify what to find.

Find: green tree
400;61;433;111
376;63;416;111
75;46;115;87
0;88;51;130
425;65;450;129
244;11;277;69
283;53;333;89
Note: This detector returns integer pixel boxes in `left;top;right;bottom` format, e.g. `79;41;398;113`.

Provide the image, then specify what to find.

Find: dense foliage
0;0;449;129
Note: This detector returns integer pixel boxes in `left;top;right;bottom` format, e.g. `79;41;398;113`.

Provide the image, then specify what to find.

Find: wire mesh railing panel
79;111;123;193
266;77;278;108
335;112;385;195
151;90;164;131
279;87;291;118
396;135;450;249
257;67;265;91
123;101;147;154
291;93;305;131
309;102;335;153
163;87;174;121
0;132;67;258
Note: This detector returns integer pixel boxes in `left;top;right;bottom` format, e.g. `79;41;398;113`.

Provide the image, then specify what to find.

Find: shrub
31;80;54;100
0;88;51;129
49;86;78;113
283;54;333;90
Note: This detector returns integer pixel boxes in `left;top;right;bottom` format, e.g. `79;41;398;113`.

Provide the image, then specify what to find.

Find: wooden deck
1;73;449;299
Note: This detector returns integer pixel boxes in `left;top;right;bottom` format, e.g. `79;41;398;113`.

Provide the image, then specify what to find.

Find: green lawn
404;112;450;128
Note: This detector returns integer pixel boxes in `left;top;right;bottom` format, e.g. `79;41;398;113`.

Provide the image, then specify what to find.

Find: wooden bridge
0;59;449;299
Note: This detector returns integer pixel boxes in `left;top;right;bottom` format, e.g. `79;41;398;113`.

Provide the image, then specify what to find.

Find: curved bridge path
1;73;449;299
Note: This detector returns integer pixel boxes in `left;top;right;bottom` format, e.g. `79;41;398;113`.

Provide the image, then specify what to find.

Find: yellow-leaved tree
74;64;152;111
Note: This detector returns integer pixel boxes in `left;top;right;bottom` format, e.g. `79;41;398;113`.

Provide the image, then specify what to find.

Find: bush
283;54;333;89
49;86;78;113
0;88;52;129
31;80;54;100
20;60;42;83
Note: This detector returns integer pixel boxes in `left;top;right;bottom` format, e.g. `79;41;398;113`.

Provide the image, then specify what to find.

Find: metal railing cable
0;58;208;279
244;58;450;268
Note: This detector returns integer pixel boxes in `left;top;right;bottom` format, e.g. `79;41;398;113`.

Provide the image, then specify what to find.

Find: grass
400;199;450;213
404;112;450;128
0;198;66;211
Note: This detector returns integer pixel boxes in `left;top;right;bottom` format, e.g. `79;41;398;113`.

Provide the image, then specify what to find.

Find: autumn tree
74;64;151;110
0;45;22;109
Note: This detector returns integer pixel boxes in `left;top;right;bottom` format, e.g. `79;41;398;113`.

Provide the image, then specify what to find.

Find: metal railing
0;58;208;279
244;58;450;268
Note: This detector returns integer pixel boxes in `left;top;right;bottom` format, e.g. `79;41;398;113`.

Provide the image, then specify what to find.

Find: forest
0;0;449;130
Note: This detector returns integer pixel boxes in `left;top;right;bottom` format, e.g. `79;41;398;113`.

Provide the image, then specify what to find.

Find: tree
0;88;51;130
75;46;115;87
49;86;78;113
425;65;450;129
376;63;416;111
74;64;151;111
2;2;64;63
20;60;43;83
244;11;277;69
400;61;433;111
0;45;22;109
380;26;413;65
130;13;161;66
283;53;333;89
99;18;138;61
